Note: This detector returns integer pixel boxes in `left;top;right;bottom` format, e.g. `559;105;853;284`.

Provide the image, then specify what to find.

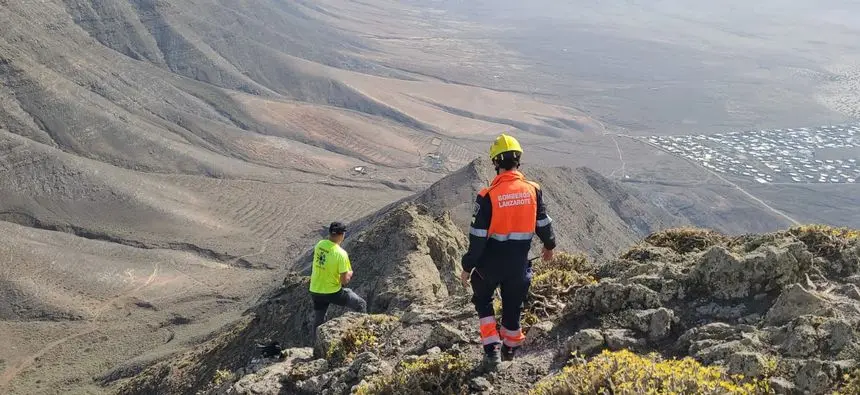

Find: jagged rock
603;329;645;351
821;318;855;352
795;360;832;394
289;359;329;381
693;244;811;300
695;340;750;364
727;352;767;378
231;347;315;395
621;308;675;340
677;322;746;354
769;377;796;393
695;302;747;320
565;329;605;356
765;284;831;326
469;377;494;393
295;368;347;394
314;312;368;358
837;284;860;300
524;321;555;347
425;323;469;350
570;282;661;315
627;274;686;302
779;323;819;358
294;352;391;395
342;204;468;312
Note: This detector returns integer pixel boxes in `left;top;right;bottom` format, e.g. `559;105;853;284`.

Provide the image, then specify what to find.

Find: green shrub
355;352;472;395
531;349;773;395
325;314;397;366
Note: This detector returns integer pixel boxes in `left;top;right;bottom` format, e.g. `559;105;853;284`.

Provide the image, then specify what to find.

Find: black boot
481;343;502;372
501;344;519;361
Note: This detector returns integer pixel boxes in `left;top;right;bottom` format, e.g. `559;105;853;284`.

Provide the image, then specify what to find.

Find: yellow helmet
489;134;523;160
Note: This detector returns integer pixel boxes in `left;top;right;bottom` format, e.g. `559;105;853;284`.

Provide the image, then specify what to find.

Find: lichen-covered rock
620;308;675;341
569;282;661;315
727;352;767;378
765;284;833;326
425;323;469;350
230;347;314;395
820;318;855;353
603;329;645;351
779;323;819;358
314;312;368;358
796;360;833;394
565;329;605;356
523;321;555;347
692;243;811;300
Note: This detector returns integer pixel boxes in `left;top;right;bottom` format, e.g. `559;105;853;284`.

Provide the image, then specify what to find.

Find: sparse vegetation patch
530;349;773;395
355;352;472;395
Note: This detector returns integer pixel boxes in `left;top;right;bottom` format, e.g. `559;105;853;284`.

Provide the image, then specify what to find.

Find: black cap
329;221;347;235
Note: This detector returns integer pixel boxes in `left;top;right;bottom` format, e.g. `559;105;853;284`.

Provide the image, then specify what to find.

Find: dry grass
530;349;773;395
521;252;597;327
834;368;860;395
785;224;860;261
354;352;472;395
644;227;731;255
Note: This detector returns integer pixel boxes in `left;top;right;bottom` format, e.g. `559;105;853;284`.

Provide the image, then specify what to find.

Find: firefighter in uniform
460;133;557;370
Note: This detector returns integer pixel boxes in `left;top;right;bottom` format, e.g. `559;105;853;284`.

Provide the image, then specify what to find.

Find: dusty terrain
1;0;858;393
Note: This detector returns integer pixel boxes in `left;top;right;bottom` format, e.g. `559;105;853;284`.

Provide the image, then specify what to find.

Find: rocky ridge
117;221;860;395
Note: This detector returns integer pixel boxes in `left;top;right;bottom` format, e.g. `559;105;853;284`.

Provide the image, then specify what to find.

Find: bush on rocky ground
491;252;597;327
354;352;472;395
835;368;860;395
324;314;398;366
643;227;731;254
786;224;860;262
530;349;773;395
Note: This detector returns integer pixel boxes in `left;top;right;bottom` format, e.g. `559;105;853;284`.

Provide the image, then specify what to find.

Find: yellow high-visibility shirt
309;239;351;294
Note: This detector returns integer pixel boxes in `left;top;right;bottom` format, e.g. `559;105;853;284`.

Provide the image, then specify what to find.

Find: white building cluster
647;124;860;184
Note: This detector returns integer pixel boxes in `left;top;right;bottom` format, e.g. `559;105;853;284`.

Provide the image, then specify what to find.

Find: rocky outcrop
125;226;860;395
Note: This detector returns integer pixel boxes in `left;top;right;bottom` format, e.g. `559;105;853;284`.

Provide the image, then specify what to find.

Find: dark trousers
311;288;367;330
470;266;532;333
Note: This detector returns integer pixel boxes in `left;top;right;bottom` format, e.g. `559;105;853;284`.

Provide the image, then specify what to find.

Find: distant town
645;124;860;184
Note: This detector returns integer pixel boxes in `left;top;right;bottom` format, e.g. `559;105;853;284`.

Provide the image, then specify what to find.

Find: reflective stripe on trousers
479;316;500;345
500;326;525;348
489;232;534;241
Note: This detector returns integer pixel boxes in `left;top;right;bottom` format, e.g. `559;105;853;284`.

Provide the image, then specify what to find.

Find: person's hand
542;247;554;262
460;270;471;287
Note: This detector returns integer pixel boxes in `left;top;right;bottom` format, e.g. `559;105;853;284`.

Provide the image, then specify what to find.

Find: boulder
820;318;855;353
727;352;768;378
570;282;661;315
765;284;831;326
523;321;555;347
314;312;368;358
619;308;675;341
425;323;469;350
565;329;605;356
693;244;811;300
231;347;315;395
603;329;645;351
795;360;832;394
469;377;494;393
779;324;819;358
